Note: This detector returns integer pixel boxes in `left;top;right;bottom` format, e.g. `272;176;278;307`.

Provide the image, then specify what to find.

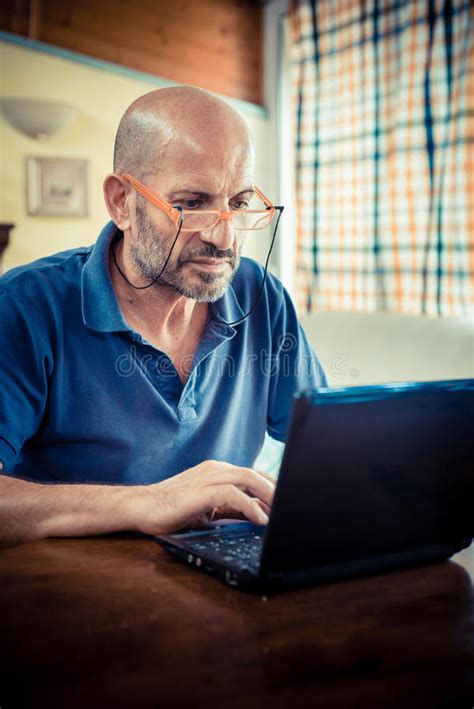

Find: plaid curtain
290;0;474;316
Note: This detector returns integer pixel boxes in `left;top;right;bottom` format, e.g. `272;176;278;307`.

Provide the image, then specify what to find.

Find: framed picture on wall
26;157;88;217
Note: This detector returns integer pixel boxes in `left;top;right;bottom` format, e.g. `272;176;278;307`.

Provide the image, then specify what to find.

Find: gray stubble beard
130;202;243;303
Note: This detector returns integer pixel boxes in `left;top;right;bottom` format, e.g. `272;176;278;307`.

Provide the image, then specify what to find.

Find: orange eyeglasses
122;173;281;232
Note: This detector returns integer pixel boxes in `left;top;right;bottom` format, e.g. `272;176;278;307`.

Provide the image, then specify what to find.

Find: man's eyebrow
168;190;209;199
235;188;256;197
168;187;256;198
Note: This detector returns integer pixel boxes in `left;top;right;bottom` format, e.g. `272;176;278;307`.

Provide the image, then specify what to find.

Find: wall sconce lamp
0;98;78;141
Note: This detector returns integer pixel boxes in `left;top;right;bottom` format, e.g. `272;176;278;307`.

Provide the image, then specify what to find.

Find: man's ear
103;174;132;231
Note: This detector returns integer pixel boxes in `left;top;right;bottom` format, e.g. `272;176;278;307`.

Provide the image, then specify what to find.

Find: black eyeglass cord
112;206;284;327
112;214;184;290
212;206;284;327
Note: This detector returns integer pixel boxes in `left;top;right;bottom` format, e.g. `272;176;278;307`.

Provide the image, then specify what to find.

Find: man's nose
199;216;235;251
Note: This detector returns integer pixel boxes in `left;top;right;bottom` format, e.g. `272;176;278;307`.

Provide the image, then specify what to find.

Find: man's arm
0;461;274;549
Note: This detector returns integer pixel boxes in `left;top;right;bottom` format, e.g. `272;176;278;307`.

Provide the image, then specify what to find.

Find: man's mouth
187;258;230;268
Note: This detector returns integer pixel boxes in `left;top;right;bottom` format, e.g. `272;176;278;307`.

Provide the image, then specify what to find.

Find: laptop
156;379;474;592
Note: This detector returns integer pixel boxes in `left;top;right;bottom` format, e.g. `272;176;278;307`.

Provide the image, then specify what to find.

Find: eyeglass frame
121;173;281;232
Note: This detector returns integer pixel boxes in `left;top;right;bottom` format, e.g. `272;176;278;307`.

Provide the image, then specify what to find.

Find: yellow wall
0;38;273;272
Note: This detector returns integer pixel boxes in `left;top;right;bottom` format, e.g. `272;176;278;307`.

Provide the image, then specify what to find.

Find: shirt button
0;461;4;470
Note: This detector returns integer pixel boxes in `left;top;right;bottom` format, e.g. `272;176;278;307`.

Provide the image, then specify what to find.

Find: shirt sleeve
0;288;52;472
266;285;327;443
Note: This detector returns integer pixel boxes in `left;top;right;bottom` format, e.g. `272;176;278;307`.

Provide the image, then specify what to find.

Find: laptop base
157;523;471;593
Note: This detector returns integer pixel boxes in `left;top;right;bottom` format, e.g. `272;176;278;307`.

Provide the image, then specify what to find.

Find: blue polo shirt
0;221;326;484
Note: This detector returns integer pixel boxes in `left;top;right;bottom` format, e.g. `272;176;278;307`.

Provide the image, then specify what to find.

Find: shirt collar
81;221;129;333
82;220;246;334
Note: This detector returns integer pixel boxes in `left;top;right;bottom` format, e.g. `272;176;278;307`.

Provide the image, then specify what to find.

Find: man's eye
174;199;203;210
232;201;249;211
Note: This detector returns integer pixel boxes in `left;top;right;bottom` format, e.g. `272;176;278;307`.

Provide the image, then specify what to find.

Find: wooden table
1;536;473;709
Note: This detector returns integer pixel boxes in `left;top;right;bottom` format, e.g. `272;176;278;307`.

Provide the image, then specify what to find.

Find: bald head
113;86;254;179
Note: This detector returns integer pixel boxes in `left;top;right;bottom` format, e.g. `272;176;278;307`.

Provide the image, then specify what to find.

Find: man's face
128;137;255;303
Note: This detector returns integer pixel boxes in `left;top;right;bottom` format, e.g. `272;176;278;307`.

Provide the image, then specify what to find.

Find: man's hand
128;460;276;535
0;462;276;549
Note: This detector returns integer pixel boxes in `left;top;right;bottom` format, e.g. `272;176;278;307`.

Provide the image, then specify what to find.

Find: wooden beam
28;0;40;39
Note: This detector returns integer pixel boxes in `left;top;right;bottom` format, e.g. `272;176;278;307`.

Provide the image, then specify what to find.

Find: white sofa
300;310;474;386
255;310;474;473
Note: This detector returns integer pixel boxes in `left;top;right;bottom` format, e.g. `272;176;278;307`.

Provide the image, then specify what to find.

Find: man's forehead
147;156;255;194
152;125;252;165
168;137;252;167
155;170;256;196
141;129;255;193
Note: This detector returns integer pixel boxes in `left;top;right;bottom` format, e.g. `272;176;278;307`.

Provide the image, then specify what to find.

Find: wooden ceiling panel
0;0;29;36
1;0;263;104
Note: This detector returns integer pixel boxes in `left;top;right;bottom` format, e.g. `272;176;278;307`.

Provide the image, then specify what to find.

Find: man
0;86;326;548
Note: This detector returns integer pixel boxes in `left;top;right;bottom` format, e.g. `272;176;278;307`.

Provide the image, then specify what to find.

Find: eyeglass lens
180;210;273;231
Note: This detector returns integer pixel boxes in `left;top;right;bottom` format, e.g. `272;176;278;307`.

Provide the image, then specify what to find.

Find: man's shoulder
230;257;302;335
233;256;285;302
0;246;93;331
0;245;92;299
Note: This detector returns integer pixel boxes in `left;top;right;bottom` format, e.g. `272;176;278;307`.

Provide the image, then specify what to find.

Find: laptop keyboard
186;528;264;571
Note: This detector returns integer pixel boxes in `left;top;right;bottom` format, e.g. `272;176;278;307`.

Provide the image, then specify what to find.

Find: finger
210;486;269;525
210;467;276;507
213;499;271;522
185;513;212;529
213;505;247;522
206;462;276;486
212;505;247;521
254;499;271;517
256;470;278;485
235;470;275;507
